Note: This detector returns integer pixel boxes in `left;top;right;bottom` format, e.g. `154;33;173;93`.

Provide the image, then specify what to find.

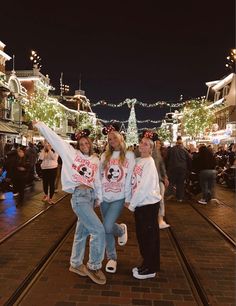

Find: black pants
42;168;57;199
15;176;27;203
134;202;160;272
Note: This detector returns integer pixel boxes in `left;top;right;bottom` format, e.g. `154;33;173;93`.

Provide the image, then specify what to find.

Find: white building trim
212;73;234;91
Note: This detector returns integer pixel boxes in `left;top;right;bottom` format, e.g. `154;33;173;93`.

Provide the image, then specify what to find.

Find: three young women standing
33;122;159;283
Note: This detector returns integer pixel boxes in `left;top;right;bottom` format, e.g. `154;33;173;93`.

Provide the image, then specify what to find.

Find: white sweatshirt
100;150;135;202
129;156;161;212
39;150;58;169
35;122;102;202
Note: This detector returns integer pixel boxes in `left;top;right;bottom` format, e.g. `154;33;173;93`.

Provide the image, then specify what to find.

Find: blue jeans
100;199;125;260
70;188;105;270
199;170;216;201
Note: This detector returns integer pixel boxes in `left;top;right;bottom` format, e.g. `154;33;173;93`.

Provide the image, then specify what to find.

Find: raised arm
33;121;75;161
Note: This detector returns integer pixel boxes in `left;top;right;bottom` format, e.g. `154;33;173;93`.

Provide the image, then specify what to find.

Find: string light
99;118;163;124
30;50;42;69
225;48;236;71
90;97;205;108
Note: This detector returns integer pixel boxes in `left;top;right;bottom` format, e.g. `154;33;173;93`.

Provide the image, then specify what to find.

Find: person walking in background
5;143;19;197
100;124;135;274
12;147;30;206
152;135;170;229
126;134;161;280
195;145;217;205
165;136;191;202
26;141;38;187
39;141;58;205
33;122;106;285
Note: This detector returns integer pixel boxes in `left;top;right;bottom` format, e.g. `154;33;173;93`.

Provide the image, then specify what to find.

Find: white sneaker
133;269;156;280
159;221;170;229
118;223;128;246
198;199;207;205
211;198;220;204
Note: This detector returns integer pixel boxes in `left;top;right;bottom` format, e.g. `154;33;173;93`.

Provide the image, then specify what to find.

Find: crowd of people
0;140;61;206
0;123;235;285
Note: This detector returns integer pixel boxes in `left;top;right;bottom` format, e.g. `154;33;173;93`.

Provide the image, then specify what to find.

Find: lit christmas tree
126;99;139;146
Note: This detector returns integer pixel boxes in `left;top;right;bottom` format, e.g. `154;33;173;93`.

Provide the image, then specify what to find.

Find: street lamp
60;84;70;96
59;72;70;96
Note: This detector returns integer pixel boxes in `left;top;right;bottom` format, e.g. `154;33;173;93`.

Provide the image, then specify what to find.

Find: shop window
214;91;221;102
223;85;230;97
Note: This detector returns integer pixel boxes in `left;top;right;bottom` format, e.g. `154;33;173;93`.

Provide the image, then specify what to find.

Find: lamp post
60;84;70;96
60;72;70;96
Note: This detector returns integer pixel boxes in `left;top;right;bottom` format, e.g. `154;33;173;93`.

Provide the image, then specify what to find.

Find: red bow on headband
75;129;91;140
102;125;116;135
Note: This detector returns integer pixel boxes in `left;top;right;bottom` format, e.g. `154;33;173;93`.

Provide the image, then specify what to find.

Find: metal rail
167;227;210;306
4;219;76;306
190;202;236;249
0;194;69;245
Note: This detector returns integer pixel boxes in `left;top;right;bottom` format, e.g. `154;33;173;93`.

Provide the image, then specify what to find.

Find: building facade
206;73;236;144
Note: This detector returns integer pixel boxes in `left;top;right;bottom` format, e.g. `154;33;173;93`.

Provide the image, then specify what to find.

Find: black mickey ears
142;130;159;141
102;122;121;135
75;129;91;140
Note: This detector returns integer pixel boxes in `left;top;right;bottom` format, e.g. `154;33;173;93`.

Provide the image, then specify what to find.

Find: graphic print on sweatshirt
71;155;98;185
131;164;143;195
103;159;126;193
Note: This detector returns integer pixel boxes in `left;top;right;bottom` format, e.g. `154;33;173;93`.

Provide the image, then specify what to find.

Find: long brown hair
103;131;126;168
76;137;94;156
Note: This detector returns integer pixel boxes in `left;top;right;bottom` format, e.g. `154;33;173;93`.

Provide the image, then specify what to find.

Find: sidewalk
0;180;67;240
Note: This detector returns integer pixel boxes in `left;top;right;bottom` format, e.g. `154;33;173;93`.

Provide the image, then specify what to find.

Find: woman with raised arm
100;125;135;274
33;122;106;285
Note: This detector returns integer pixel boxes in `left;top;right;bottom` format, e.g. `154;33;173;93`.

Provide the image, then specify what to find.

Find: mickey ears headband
102;123;121;135
142;130;159;142
75;129;91;140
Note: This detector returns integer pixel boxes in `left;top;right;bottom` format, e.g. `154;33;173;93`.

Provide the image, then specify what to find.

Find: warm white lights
30;50;42;69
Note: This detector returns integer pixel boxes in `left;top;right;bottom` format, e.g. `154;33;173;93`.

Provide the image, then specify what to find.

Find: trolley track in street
0;193;76;306
189;201;236;249
1;195;235;306
4;221;76;306
165;198;236;306
167;227;210;306
0;194;69;245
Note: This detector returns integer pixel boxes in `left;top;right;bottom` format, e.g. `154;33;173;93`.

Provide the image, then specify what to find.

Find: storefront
0;120;19;158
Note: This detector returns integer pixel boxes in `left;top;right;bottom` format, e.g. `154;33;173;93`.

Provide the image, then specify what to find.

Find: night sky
1;1;235;128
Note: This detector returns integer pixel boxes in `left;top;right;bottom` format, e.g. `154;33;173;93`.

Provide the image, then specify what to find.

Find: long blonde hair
103;131;126;168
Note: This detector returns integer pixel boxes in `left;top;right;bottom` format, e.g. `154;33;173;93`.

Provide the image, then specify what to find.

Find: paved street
0;183;235;306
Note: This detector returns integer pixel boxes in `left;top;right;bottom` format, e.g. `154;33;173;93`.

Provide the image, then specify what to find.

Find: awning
0;121;19;135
